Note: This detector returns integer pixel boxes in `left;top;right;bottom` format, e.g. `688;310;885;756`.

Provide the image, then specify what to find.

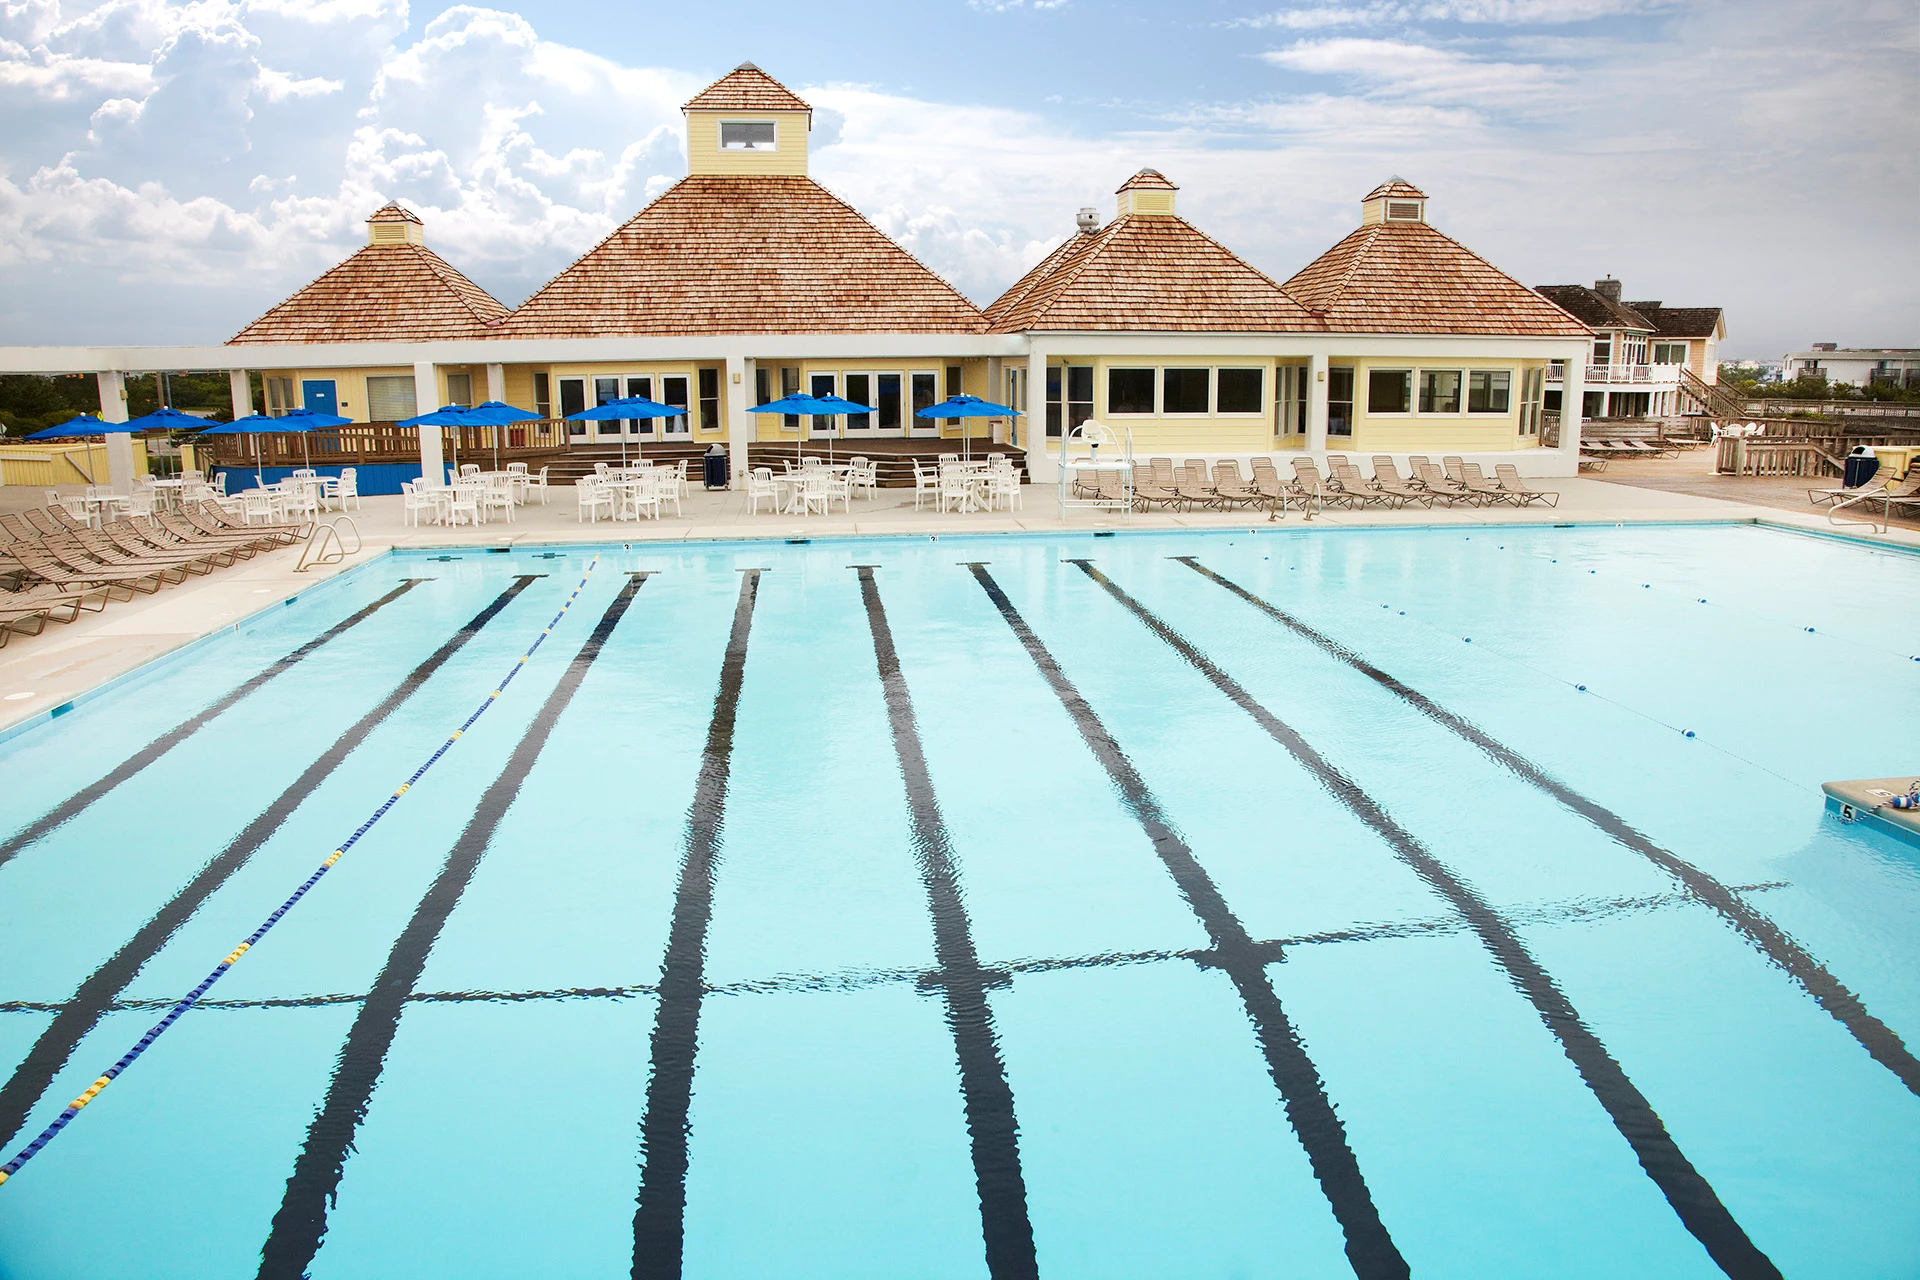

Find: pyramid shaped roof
228;235;508;345
985;214;1316;334
683;63;812;116
1284;221;1589;337
495;176;984;337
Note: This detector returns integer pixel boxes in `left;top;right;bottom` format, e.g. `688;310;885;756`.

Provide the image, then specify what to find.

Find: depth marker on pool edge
854;565;1037;1280
962;561;1410;1280
1072;558;1780;1280
0;574;547;1152
1173;554;1920;1101
0;556;604;1190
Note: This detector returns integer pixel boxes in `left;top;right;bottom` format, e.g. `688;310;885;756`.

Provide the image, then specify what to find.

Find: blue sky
1;0;1913;356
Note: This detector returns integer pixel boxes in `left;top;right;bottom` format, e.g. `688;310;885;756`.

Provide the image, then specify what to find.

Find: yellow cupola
1116;169;1177;217
683;61;813;178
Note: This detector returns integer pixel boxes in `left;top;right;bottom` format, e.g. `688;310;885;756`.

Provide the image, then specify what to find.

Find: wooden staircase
1680;367;1746;420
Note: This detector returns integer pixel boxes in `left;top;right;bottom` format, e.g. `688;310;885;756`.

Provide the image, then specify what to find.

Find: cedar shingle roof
1286;222;1590;337
683;63;812;116
1627;301;1724;339
984;214;1317;333
1532;284;1653;332
1363;177;1427;201
366;201;422;225
495;176;983;337
1117;169;1177;192
228;240;509;344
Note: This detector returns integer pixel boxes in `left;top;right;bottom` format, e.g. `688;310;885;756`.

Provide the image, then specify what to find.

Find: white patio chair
653;472;682;518
213;472;229;496
988;465;1023;511
335;467;361;511
825;470;853;513
481;477;515;524
911;460;937;511
459;463;481;478
400;481;435;527
576;478;611;523
524;465;551;505
938;468;974;513
746;467;779;515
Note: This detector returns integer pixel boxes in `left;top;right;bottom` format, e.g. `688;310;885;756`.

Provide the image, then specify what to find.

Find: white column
228;369;252;418
485;362;506;404
95;371;134;492
1306;352;1329;455
1025;345;1051;482
1558;350;1585;472
985;356;1003;443
413;361;444;484
727;354;753;484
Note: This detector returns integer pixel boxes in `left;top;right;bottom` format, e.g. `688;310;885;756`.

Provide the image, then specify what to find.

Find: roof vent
1076;207;1099;234
1813;342;1838;351
1360;177;1427;226
736;60;760;71
1115;170;1177;218
365;202;424;247
1594;276;1622;303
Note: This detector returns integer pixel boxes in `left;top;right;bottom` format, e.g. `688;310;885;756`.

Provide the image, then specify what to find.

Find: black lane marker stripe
2;880;1795;1017
632;570;761;1280
0;576;542;1151
963;562;1408;1280
256;573;649;1280
854;566;1037;1279
1075;559;1780;1280
0;578;425;872
1176;555;1920;1100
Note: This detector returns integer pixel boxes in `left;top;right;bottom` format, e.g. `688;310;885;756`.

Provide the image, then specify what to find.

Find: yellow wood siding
685;111;809;177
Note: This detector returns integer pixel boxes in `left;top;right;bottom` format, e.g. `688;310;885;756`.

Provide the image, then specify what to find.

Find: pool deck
3;470;1917;735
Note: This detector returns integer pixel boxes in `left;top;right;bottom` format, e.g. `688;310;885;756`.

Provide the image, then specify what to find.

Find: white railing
1547;364;1682;386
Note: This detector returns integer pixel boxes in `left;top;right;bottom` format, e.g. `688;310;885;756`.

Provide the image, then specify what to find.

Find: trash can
703;443;729;490
1843;445;1880;489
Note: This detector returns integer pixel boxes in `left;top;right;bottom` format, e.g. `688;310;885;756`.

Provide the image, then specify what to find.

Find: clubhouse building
3;63;1606;488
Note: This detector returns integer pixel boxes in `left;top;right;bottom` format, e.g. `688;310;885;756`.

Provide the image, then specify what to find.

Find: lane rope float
0;555;601;1189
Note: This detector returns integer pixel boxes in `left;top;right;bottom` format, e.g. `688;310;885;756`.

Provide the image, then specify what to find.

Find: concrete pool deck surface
3;468;1917;735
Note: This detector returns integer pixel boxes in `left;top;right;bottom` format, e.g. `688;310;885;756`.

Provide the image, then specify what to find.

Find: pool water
0;524;1916;1279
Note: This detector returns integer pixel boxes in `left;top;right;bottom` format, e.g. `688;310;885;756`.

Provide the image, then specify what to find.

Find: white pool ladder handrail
294;515;362;573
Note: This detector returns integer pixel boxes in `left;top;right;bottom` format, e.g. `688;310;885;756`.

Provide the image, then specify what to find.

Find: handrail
294;515;362;573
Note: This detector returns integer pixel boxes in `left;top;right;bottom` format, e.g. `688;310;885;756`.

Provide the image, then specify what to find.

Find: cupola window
720;121;777;150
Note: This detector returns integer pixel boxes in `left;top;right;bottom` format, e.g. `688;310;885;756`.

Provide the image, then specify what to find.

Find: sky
0;0;1914;357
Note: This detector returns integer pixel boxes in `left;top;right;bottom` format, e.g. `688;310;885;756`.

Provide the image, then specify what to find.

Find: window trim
1160;366;1212;417
1215;366;1265;417
1106;366;1157;416
1465;368;1513;415
1365;367;1413;417
719;119;778;151
1417;368;1464;416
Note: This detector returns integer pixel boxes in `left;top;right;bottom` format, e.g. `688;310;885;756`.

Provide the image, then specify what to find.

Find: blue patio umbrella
24;414;130;441
564;395;684;466
746;393;876;466
464;400;541;470
914;394;1022;463
122;406;214;433
197;411;336;483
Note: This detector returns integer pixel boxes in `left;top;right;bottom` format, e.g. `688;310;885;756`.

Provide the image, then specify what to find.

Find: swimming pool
0;523;1915;1279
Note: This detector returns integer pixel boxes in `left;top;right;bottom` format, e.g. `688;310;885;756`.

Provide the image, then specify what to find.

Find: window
1467;370;1511;414
844;373;872;430
366;375;417;422
1592;338;1612;365
661;374;690;436
444;372;471;408
720;120;776;150
1045;366;1061;437
559;376;585;436
265;376;295;416
1625;337;1648;365
1066;365;1093;431
944;364;962;427
1218;367;1263;414
624;376;653;434
755;366;771;409
1163;368;1210;414
1419;370;1462;414
1328;367;1355;436
532;372;551;422
1518;367;1545;436
698;368;719;432
1108;367;1155;415
782;366;800;430
912;371;939;433
876;374;902;431
1368;368;1411;415
1653;342;1688;364
808;372;836;435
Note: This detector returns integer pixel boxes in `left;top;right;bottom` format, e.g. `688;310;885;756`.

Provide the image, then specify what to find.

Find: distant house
1781;345;1920;390
1533;278;1725;421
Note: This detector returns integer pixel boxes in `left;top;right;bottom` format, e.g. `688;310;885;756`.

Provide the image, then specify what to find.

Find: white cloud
1260;37;1567;106
1235;0;1661;27
253;65;342;100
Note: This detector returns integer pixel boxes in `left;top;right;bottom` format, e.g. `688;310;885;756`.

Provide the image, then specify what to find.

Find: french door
808;372;839;438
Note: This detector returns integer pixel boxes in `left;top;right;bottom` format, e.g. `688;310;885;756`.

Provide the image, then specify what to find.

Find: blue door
301;380;338;416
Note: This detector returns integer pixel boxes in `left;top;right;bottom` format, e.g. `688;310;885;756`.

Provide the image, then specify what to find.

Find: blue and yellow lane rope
0;554;601;1188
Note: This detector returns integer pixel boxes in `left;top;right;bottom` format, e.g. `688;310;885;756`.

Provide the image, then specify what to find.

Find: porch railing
196;420;572;469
